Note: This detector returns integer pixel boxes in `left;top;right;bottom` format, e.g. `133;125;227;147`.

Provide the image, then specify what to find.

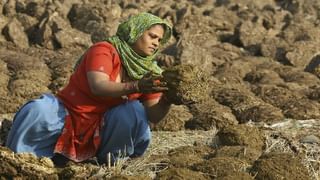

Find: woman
6;12;172;165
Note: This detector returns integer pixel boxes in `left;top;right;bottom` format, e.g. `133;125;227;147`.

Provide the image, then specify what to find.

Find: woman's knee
25;95;59;115
29;101;48;113
105;101;148;129
137;127;151;147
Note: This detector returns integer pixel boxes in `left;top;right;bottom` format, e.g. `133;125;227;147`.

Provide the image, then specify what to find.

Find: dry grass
262;119;320;180
303;144;320;180
132;129;215;177
1;113;319;179
98;129;217;178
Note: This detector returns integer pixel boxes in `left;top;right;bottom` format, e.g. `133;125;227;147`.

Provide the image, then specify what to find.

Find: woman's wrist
123;81;140;93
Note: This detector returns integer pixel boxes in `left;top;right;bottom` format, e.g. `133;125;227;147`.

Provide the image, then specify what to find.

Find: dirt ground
0;0;320;179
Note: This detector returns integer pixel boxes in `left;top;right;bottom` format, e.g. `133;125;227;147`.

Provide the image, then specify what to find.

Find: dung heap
162;64;210;105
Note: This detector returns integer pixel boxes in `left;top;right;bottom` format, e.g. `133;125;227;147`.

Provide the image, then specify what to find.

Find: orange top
55;42;161;162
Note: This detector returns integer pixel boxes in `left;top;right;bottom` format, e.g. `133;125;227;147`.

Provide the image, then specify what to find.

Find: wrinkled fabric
6;94;151;163
97;100;151;164
6;94;65;158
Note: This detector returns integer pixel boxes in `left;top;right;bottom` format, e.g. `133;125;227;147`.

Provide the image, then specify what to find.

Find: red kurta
55;42;161;162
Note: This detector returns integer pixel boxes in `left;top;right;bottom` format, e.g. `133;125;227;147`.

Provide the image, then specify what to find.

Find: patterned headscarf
106;12;172;80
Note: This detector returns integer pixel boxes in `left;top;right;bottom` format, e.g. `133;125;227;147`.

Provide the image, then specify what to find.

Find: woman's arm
87;71;138;97
88;70;168;97
143;96;171;124
88;70;171;123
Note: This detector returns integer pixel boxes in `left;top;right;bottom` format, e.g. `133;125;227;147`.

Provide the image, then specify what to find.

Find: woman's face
131;24;164;57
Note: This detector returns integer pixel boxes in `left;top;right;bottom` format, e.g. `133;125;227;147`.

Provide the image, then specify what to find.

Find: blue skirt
6;94;151;163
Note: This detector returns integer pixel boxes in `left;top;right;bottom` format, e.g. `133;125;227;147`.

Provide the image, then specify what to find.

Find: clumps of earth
0;0;320;179
162;63;210;105
0;124;311;179
149;124;311;179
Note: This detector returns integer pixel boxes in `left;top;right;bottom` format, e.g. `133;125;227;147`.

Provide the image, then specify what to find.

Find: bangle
124;82;139;92
133;81;140;92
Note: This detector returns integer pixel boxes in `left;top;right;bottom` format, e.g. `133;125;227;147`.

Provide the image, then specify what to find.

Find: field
0;0;319;179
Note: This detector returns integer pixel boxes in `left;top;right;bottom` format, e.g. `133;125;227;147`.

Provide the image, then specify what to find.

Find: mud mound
148;144;213;169
274;66;320;87
246;61;318;97
45;53;77;94
0;147;57;179
279;22;320;69
166;144;213;168
252;84;302;107
192;157;250;178
0;59;10;97
174;8;240;74
108;175;151;180
307;85;320;102
237;103;284;123
213;146;261;164
162;64;210;105
305;55;320;78
244;69;284;85
151;105;192;131
212;85;284;124
155;167;208;180
67;3;121;43
251;153;311;180
59;162;105;179
0;48;51;113
216;124;265;151
213;58;262;85
186;98;238;130
260;37;290;63
252;84;320;119
0;119;12;146
219;172;254;180
281;98;320;119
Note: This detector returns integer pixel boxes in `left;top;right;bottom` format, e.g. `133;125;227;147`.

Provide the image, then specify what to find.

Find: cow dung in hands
162;64;209;105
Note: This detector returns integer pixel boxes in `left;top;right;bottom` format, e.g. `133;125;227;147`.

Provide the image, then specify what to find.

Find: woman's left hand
136;72;168;93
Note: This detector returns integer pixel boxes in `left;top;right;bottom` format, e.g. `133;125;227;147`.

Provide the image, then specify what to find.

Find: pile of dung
218;172;254;180
147;144;213;169
0;146;106;179
162;64;210;105
251;153;311;180
166;144;213;168
0;147;57;179
185;98;238;130
155;167;208;180
212;85;284;124
107;175;151;180
192;156;250;178
216;124;265;151
58;162;105;179
0;119;12;145
213;146;262;164
151;105;192;131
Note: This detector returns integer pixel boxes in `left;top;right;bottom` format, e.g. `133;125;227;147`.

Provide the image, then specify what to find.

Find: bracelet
124;82;139;92
133;81;140;92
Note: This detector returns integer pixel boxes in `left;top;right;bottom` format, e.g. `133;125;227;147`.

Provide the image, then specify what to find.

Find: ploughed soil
0;0;320;179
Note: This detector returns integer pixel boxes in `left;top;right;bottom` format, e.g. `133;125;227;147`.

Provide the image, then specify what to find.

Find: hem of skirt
53;150;95;162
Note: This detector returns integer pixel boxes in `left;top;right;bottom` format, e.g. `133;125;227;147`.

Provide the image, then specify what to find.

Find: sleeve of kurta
84;43;119;76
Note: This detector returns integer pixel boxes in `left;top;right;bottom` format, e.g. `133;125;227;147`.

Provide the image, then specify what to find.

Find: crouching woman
6;12;172;165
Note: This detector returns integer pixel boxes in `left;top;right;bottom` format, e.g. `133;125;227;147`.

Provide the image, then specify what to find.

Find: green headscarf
106;12;172;80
